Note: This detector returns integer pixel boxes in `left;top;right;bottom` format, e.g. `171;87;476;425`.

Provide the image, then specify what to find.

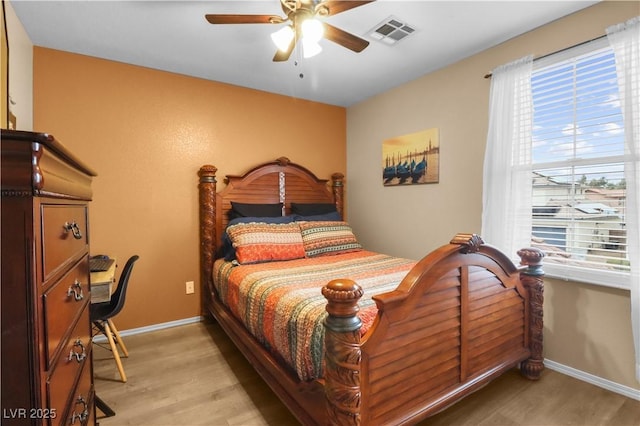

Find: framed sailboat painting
382;128;440;186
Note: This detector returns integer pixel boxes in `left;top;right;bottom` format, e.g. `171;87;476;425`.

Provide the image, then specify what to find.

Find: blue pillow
220;215;297;261
229;202;283;220
290;202;337;216
293;211;342;222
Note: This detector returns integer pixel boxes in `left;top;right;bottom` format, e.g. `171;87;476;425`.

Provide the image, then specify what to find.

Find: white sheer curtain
482;56;533;258
607;16;640;383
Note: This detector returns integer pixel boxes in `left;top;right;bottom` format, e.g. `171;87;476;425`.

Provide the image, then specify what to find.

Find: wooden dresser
1;130;97;425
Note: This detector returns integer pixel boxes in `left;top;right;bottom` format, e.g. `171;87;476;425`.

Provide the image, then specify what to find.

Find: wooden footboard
323;234;544;426
198;162;544;426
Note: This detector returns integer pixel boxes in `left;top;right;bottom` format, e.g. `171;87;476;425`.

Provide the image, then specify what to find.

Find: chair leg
103;321;127;383
95;395;116;417
107;319;129;358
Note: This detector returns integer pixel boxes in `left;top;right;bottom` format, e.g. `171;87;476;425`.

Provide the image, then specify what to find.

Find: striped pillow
298;221;363;257
226;222;305;264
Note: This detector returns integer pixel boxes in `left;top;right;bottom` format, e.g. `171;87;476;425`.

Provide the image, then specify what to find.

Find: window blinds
530;43;630;284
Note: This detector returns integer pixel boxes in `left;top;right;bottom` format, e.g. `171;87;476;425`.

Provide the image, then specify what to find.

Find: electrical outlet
185;281;195;294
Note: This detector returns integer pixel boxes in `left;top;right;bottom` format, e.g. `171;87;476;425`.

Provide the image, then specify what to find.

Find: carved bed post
517;247;545;380
198;165;217;317
322;279;363;426
331;173;345;219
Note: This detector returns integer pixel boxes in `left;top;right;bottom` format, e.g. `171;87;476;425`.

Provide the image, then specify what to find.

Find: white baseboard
544;359;640;401
93;316;203;342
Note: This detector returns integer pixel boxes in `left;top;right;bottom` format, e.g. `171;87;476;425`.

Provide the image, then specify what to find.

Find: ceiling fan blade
273;44;294;62
273;30;299;62
319;1;375;16
205;14;282;24
323;23;369;53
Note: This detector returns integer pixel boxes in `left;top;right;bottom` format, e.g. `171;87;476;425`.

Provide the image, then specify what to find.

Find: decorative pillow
226;222;305;264
290;202;337;216
298;221;363;257
230;202;283;220
220;216;296;261
293;211;342;222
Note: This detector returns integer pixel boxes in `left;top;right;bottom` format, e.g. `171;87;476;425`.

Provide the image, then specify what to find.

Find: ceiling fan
205;0;374;62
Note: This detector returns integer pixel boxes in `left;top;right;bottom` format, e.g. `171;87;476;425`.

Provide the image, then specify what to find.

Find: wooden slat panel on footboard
362;269;463;425
468;265;526;375
360;253;530;425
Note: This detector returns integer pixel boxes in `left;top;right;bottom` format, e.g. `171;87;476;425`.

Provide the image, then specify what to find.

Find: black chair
91;255;139;383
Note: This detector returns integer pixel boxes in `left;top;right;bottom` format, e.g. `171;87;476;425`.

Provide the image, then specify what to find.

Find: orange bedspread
212;250;416;381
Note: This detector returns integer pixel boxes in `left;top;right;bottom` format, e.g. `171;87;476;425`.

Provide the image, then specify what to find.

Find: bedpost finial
276;156;291;167
450;233;484;253
323;280;363;316
198;165;217;183
517;247;545;276
323;279;363;333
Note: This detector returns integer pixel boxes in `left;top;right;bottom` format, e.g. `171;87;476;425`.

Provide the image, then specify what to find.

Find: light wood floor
93;321;640;426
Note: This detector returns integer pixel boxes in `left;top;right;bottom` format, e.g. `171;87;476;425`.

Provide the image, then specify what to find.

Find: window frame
530;37;631;291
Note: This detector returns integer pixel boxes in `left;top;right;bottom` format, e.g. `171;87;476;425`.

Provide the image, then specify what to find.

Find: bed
198;157;544;425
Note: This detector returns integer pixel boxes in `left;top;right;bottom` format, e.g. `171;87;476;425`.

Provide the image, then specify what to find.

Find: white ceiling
11;0;600;107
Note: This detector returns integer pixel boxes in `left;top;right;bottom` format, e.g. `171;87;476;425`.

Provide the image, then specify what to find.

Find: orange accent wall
33;47;346;330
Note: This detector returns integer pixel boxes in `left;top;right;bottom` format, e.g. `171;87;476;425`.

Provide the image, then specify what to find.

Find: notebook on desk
90;257;115;272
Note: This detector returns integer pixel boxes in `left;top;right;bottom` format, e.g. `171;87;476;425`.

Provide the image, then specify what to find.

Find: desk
89;257;118;418
90;258;117;303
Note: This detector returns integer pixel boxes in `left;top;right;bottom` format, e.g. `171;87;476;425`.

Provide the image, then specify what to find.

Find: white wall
5;0;33;131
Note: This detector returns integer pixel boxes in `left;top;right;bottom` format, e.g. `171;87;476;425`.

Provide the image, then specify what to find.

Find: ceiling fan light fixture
301;18;324;42
271;25;295;52
302;38;322;58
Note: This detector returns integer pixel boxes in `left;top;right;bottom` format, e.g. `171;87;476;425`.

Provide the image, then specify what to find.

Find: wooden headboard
198;157;344;299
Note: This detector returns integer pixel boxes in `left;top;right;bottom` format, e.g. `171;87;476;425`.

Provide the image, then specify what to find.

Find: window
529;38;630;287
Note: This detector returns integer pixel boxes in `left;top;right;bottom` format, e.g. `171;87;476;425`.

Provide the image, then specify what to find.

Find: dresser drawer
63;360;93;426
42;204;89;282
43;259;90;367
47;307;91;424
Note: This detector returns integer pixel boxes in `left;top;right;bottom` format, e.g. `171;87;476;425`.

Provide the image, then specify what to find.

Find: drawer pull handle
64;221;83;240
70;395;88;424
68;339;87;363
67;280;84;301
